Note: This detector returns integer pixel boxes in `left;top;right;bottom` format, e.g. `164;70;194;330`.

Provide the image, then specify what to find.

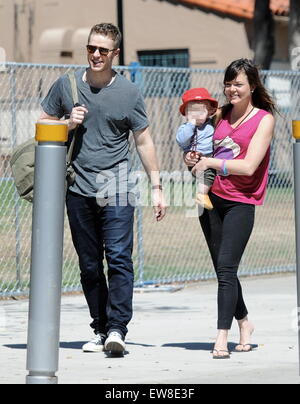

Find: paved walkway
0;274;299;384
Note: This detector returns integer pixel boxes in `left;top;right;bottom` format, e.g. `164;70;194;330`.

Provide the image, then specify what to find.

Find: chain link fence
0;63;299;297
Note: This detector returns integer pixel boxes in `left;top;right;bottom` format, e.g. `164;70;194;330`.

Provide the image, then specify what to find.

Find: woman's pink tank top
211;109;271;205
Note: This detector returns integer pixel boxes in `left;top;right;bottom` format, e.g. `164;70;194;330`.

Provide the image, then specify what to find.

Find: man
39;23;166;354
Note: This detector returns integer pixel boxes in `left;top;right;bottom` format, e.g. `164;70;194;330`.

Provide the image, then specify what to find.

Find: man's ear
114;48;121;58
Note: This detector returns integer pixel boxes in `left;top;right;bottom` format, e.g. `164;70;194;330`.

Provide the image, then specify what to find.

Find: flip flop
233;344;253;352
211;349;231;359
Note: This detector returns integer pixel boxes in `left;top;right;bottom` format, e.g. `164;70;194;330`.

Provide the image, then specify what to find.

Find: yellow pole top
292;120;300;140
35;122;68;143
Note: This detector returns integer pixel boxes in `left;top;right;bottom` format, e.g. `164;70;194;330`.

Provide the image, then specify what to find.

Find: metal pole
136;191;145;287
117;0;125;66
292;119;300;376
26;122;68;385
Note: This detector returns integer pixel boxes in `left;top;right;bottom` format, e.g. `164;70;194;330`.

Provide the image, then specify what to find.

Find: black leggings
199;193;255;330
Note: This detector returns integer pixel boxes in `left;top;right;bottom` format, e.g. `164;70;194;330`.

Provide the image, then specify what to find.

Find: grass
0;178;296;296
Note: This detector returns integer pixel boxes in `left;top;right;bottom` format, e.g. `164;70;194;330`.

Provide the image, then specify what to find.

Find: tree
289;0;300;70
253;0;275;69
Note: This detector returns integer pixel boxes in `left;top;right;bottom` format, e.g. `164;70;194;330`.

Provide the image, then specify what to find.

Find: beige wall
0;0;288;70
34;0;116;64
0;0;116;64
0;0;14;62
124;0;252;69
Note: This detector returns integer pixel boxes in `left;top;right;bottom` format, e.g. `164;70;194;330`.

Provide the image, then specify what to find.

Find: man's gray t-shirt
41;68;149;197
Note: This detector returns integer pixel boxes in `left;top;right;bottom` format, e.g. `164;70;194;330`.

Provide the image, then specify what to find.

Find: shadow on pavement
3;340;156;350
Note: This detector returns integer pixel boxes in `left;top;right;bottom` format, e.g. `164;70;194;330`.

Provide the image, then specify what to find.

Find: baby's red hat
179;88;218;116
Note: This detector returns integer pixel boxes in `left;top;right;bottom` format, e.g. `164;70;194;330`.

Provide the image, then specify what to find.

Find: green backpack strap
10;71;80;202
67;71;79;106
66;71;80;166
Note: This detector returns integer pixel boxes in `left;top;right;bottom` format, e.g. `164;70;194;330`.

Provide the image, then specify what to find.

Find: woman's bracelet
152;185;163;190
221;160;229;176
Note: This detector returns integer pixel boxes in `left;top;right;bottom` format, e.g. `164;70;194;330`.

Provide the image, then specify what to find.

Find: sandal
233;344;253;352
211;349;230;359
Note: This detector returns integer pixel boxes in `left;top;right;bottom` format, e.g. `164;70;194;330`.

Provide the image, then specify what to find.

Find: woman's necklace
212;106;256;156
190;107;256;159
230;106;255;131
214;106;255;137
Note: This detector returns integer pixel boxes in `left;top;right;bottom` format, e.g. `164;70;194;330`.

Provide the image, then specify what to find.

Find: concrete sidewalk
0;274;299;384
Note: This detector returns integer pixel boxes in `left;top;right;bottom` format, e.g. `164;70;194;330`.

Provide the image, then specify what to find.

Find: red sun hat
179;88;218;116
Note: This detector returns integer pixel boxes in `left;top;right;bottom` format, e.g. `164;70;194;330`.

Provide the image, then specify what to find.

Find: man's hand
69;104;88;130
152;189;167;222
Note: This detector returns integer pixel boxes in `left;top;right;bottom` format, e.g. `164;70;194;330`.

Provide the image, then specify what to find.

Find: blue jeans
66;191;135;338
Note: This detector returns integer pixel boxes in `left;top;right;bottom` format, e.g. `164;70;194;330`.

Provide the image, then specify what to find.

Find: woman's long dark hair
221;58;278;117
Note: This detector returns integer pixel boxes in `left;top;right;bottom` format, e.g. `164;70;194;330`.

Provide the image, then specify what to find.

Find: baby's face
186;101;213;125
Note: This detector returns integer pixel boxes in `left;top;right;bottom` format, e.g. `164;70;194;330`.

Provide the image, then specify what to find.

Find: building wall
124;0;252;69
0;0;14;62
0;0;288;70
272;17;289;69
33;0;116;64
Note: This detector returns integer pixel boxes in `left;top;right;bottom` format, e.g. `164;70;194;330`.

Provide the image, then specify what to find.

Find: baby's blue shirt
176;121;214;155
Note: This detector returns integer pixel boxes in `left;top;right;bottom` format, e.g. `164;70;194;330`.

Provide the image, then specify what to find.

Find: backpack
10;71;79;202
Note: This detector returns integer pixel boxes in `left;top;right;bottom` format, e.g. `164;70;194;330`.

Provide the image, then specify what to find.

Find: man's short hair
88;23;122;48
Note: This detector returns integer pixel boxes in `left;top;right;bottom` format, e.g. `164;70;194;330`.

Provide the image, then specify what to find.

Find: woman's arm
191;113;275;177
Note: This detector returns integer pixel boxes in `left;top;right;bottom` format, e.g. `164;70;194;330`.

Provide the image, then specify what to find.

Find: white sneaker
82;333;106;352
104;331;126;354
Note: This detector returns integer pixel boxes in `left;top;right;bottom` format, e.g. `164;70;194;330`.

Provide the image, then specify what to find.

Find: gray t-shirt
41;68;149;197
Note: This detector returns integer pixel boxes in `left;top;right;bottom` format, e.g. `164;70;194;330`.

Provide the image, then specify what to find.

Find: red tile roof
177;0;289;19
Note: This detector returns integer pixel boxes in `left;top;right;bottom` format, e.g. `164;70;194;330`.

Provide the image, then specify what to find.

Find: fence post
136;174;145;287
26;122;68;384
130;62;145;287
9;65;22;291
292;119;300;375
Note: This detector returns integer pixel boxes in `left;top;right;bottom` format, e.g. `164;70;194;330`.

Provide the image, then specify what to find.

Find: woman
184;59;277;359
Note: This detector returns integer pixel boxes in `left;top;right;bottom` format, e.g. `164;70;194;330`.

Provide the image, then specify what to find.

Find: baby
176;88;218;210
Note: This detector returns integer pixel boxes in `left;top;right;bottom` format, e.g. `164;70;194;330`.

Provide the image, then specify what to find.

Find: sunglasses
86;45;116;56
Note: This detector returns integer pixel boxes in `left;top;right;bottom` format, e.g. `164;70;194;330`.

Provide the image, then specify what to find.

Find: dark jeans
199;193;255;330
66;191;135;338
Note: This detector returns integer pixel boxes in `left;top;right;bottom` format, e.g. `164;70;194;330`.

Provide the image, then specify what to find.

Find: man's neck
84;69;116;88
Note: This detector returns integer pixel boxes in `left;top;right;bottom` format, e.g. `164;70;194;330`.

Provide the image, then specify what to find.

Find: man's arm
133;127;166;221
39;105;88;131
